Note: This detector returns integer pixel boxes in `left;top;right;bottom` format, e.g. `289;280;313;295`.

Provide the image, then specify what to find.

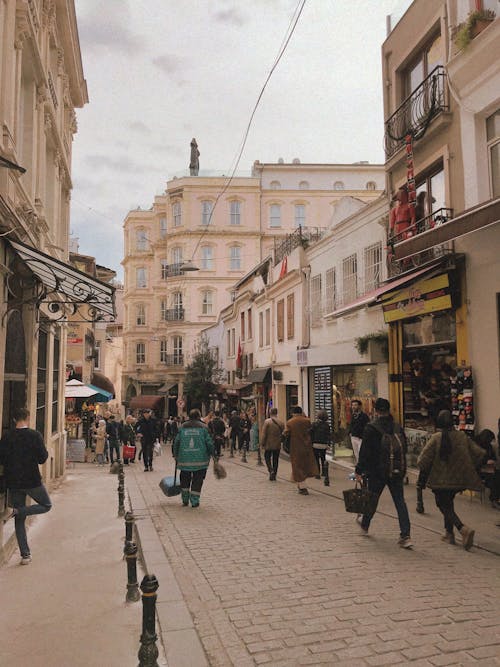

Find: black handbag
342;482;375;514
159;464;182;497
281;431;290;454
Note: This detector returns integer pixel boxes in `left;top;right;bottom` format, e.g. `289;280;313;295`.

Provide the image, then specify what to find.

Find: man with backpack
355;397;413;548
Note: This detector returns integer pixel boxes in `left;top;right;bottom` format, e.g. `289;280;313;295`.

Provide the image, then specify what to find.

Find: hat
374;398;390;412
143;408;152;414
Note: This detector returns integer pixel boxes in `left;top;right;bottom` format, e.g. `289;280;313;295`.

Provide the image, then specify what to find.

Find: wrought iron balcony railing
162;354;184;366
274;226;326;266
384;66;448;159
390;207;454;245
162;308;184;322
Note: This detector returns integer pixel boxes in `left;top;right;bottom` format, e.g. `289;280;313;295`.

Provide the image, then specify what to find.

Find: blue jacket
173;420;214;471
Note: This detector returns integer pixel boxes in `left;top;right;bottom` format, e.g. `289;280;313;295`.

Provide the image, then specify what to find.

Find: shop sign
68;336;83;344
382;273;452;323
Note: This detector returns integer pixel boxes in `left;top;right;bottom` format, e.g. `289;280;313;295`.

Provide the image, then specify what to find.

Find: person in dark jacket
0;407;52;564
135;409;159;472
106;414;121;464
228;410;242;457
311;410;332;486
355;398;412;548
349;399;370;462
208;411;226;459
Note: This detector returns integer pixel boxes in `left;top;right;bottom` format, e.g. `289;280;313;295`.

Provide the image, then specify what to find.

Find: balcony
384;66;448;159
391;207;454;245
162;308;184;322
162;354;184;367
274;226;326;266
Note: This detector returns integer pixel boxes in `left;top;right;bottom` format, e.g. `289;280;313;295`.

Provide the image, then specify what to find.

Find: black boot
416;486;424;514
322;461;330;486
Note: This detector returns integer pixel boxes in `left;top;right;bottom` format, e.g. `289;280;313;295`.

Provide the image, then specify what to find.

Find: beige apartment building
0;1;113;561
381;0;500;453
122;161;384;415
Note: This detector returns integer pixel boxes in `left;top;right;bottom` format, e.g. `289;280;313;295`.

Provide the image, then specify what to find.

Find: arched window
201;245;214;270
299;181;309;190
230;200;241;225
270;180;281;190
229;245;241;270
366;181;377;190
333;181;344;191
201;200;213;226
172;201;181;227
269;204;281;228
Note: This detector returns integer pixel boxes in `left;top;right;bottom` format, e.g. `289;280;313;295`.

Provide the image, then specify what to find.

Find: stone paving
130;451;500;666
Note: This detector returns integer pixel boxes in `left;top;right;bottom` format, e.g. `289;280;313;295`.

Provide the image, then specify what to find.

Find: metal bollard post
125;510;135;542
118;462;125;517
138;574;159;667
124;540;141;603
256;446;263;466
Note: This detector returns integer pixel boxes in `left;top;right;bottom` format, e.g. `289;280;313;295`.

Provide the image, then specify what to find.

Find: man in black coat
355;398;412;548
0;407;52;564
349;399;370;462
135;409;159;472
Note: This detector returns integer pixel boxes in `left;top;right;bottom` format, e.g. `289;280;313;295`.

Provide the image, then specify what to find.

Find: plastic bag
153;439;162;457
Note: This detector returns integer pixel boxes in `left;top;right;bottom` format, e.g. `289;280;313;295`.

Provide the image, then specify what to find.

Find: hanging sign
382;273;452;323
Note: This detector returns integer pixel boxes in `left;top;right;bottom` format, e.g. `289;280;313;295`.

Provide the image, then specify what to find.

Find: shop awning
128;395;165;412
246;367;271;383
90;371;115;396
158;383;178;394
86;384;113;402
8;238;115;321
373;260;449;304
65;384;99;399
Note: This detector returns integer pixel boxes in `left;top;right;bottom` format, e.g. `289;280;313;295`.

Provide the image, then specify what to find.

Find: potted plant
455;9;496;50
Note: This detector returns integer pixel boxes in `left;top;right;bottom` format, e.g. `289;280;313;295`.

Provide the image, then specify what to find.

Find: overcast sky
71;0;405;279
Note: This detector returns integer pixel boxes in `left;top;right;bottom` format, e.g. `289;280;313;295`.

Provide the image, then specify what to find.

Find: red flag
236;339;242;369
279;256;288;280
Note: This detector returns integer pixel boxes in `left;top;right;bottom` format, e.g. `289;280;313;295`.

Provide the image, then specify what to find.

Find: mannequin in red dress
389;187;415;240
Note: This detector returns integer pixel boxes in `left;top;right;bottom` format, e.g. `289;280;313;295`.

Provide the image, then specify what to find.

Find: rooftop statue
189;138;200;176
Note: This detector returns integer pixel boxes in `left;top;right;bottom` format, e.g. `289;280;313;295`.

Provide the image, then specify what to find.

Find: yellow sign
382;273;452;323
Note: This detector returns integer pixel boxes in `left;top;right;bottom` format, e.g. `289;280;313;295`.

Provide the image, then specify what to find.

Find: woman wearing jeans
418;410;484;550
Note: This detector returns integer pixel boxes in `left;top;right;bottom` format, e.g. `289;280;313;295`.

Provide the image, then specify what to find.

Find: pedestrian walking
260;408;283;481
0;407;52;565
173;409;214;507
208;410;226;459
94;419;107;465
136;409;159;472
355;397;413;548
417;410;484;549
120;415;136;464
229;410;242;456
284;406;318;495
240;411;251;458
349;399;370;463
311;410;332;486
106;414;121;464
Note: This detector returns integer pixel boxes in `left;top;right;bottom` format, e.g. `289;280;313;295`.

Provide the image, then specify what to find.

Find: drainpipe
300;265;311;411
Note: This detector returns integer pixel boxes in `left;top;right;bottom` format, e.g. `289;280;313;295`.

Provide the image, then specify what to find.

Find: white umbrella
66;379;85;386
65;385;99;398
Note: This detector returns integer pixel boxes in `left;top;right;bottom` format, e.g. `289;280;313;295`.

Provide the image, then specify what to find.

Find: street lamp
179;260;199;272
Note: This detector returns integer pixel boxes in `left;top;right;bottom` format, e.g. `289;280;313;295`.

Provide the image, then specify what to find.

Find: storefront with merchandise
379;261;470;466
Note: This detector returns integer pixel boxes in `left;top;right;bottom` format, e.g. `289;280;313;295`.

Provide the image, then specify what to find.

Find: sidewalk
0;463;167;667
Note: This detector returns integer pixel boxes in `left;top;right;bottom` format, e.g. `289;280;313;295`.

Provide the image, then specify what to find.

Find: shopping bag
342;482;376;514
122;444;136;460
153;439;162;457
159;465;181;497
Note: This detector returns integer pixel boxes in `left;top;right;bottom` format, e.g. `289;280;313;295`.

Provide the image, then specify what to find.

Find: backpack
373;424;406;479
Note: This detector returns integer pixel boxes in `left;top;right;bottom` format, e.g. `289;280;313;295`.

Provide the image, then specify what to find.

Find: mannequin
389;187;415;239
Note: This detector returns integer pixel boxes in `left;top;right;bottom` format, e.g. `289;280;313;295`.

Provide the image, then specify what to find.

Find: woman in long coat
284;406;318;495
417;409;484;550
94;419;107;466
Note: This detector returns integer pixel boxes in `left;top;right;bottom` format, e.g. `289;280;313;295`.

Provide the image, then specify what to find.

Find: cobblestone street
129;452;500;666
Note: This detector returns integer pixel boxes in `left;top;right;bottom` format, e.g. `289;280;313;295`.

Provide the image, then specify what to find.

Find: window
230;200;241;225
161;259;169;280
172;201;181;227
415;164;445;220
227;330;231;356
270;180;281;190
231;328;235;356
277;299;285;342
366;181;377;190
94;340;101;370
201;200;212;226
364;242;382;293
172;292;183;317
160;339;168;363
136;303;146;326
333;181;344;191
325;267;336;313
259;311;264;348
247;308;252;339
136;342;146;364
311;275;322;325
299;181;309;190
265;308;271;346
269;204;281;228
404;33;442;97
160;300;167;321
136;267;147;288
487;109;500;198
173;336;183;364
201;246;213;270
230;246;241;270
202;290;213;315
135;230;148;251
159;217;167;238
171;246;183;265
36;329;47;434
240;311;245;341
294;204;305;228
342;254;358;304
51;334;60;433
287;293;295;340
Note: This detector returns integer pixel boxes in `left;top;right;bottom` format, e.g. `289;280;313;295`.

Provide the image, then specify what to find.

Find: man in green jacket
173;409;214;507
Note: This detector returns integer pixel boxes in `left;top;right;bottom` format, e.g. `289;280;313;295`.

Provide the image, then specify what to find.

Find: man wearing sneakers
355;398;413;549
0;407;52;564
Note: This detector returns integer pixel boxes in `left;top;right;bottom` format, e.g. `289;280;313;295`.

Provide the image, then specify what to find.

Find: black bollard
125;511;135;542
124;540;141;603
256;446;263;466
323;461;330;487
118;463;125;517
138;574;159;667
